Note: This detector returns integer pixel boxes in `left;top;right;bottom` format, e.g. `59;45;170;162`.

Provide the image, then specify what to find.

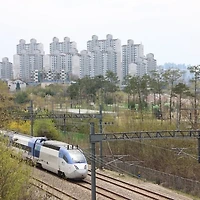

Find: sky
0;0;199;66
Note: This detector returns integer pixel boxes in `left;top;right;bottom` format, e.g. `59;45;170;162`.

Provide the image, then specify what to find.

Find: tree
188;65;200;129
92;75;106;105
124;75;148;120
149;70;166;120
14;91;29;104
123;75;138;110
67;81;79;101
172;83;190;128
105;70;119;92
163;68;183;123
0;139;31;200
34;119;61;140
123;75;133;109
0;81;15;128
103;71;120;105
140;75;151;107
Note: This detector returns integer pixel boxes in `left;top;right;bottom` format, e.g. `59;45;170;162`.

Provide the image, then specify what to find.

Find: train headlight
74;165;79;170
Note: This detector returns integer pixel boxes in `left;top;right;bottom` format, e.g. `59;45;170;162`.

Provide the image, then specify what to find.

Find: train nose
74;164;87;170
75;169;88;178
73;164;88;178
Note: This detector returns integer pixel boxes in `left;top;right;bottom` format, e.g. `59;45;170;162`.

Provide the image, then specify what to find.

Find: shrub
0;140;31;200
34;119;61;140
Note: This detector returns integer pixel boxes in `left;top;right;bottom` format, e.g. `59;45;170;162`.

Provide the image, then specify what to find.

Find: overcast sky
0;0;199;65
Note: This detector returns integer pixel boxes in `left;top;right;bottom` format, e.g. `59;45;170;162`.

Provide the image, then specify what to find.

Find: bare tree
188;65;200;129
162;68;183;123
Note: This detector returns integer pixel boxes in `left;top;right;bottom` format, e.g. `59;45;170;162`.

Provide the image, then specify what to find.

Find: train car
34;140;88;179
10;133;88;179
11;133;47;162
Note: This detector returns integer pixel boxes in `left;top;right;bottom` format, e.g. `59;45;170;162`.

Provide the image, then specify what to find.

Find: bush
14;92;29;104
0;140;31;200
34;119;61;140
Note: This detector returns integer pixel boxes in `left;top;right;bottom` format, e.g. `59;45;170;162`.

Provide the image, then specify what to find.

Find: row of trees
67;71;119;105
66;67;199;127
123;69;190;122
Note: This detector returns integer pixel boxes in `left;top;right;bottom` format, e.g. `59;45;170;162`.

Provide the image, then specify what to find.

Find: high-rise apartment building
50;37;77;54
44;37;80;82
122;40;145;79
146;53;157;75
87;34;121;52
9;35;157;83
0;57;13;80
79;50;92;78
137;57;147;77
122;39;135;79
122;40;157;78
13;39;44;82
86;34;121;81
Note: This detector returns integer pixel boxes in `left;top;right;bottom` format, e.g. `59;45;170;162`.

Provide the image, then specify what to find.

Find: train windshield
68;150;86;163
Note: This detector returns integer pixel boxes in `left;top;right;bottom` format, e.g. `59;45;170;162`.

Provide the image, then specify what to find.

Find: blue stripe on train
34;144;41;158
28;137;45;157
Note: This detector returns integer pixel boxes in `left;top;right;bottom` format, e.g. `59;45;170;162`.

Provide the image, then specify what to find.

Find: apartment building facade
0;57;13;80
8;35;157;83
13;39;44;82
86;34;122;81
44;37;80;82
122;39;157;79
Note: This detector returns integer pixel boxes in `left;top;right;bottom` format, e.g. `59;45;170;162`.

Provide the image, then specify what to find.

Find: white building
44;37;80;81
86;34;121;81
50;37;77;54
128;63;137;77
87;34;121;52
134;43;144;63
122;40;135;79
146;53;157;75
7;79;26;92
13;39;44;82
137;57;147;77
0;57;13;80
17;38;44;55
79;50;92;78
122;40;144;79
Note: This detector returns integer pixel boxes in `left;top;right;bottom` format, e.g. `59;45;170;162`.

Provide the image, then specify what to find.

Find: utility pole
99;105;103;169
198;131;200;163
90;122;96;200
63;114;66;135
30;100;34;136
194;70;198;130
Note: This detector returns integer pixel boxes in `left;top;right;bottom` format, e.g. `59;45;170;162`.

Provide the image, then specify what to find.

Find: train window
63;155;68;163
13;142;31;152
68;150;86;163
43;143;60;151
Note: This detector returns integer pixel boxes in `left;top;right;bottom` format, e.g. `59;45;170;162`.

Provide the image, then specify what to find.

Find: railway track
31;177;78;200
33;167;132;199
88;169;175;200
73;179;132;200
32;168;175;200
31;167;190;200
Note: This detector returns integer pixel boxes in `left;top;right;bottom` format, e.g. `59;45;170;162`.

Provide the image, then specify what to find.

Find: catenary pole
90;122;96;200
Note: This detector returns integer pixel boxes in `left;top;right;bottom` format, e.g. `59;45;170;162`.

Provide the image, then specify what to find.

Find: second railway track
88;169;175;200
31;177;78;200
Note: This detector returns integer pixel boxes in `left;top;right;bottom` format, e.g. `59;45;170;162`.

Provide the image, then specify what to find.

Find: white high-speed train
2;131;88;179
